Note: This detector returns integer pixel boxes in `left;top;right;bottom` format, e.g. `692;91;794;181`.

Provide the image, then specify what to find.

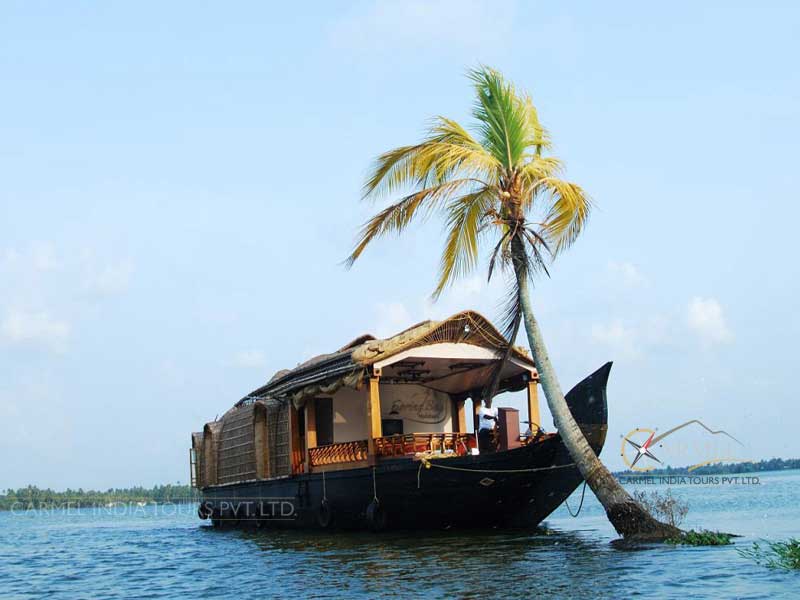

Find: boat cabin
191;311;541;488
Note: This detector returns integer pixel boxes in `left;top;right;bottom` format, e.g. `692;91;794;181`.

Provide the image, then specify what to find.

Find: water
2;471;798;599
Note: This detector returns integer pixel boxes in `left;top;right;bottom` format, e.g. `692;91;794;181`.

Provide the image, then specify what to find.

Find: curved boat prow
564;361;612;452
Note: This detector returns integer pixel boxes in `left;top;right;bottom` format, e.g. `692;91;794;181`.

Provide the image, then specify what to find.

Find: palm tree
346;66;677;539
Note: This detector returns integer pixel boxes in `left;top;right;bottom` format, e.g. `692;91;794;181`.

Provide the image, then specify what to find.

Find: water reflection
205;526;637;597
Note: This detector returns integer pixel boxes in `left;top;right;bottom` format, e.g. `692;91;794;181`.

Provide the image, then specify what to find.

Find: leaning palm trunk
511;242;678;538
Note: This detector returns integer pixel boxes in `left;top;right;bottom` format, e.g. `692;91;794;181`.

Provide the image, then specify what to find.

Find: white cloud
1;309;71;352
372;274;503;339
590;312;677;361
231;350;268;369
0;244;138;357
642;314;671;346
450;274;485;297
373;301;416;338
590;298;734;359
591;319;641;359
328;0;515;53
607;261;645;287
1;241;59;273
30;241;59;272
0;380;73;453
426;274;492;318
82;260;133;296
687;297;733;345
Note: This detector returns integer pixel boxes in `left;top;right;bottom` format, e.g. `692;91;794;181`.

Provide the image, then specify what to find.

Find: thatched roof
235;310;533;408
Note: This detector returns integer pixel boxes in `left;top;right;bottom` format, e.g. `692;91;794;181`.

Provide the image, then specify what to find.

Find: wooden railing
307;433;476;469
308;440;368;467
306;431;557;469
375;433;474;458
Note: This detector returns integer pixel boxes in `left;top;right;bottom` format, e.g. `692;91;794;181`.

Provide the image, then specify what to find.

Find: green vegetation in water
739;539;800;570
666;530;733;546
0;484;198;511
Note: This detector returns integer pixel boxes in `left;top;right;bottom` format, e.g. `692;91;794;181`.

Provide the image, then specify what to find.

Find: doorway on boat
315;398;334;446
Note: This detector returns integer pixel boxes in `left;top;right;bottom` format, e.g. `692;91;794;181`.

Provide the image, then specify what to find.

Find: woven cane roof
235;311;533;408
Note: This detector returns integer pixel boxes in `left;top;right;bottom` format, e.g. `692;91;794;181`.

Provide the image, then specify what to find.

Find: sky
1;1;798;490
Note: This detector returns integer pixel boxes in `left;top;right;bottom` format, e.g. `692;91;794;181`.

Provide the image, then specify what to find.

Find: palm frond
468;66;529;170
346;179;476;267
429;116;489;155
518;156;564;190
487;229;511;283
362;117;499;200
536;178;592;254
432;186;494;299
426;117;502;184
498;229;542;341
521;228;552;278
521;94;551;154
483;286;522;406
361;143;427;200
499;275;525;344
524;226;551;254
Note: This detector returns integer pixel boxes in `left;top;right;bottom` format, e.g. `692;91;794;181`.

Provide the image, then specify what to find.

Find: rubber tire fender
365;500;387;532
316;498;334;528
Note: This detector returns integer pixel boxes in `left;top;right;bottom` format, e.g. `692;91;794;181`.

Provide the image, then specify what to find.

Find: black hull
200;363;611;531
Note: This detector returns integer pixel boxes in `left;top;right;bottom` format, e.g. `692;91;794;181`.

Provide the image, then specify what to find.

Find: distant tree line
614;457;800;477
0;484;198;511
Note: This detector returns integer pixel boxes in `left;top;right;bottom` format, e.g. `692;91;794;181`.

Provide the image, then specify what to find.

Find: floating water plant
666;530;733;546
739;539;800;569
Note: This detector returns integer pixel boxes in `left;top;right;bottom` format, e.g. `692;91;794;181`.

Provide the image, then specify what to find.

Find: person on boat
477;404;498;453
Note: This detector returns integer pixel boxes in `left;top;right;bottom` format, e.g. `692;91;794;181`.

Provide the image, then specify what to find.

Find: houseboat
190;310;610;530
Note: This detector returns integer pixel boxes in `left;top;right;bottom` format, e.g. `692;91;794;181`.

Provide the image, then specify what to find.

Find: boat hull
200;362;611;530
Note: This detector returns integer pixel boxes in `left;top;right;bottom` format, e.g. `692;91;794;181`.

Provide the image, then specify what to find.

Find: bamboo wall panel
217;404;257;485
268;403;291;477
191;432;205;488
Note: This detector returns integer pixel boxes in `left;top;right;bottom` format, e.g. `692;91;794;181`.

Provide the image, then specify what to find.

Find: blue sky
1;1;798;489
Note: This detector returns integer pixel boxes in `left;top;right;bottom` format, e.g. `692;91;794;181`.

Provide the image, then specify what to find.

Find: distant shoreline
613;457;799;477
0;484;198;512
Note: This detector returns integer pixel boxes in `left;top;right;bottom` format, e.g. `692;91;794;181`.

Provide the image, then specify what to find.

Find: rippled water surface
2;471;799;599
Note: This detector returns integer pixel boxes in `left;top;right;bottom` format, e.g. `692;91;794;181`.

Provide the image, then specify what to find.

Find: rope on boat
322;471;327;502
372;466;379;503
564;480;588;517
416;459;578;489
415;457;590;517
